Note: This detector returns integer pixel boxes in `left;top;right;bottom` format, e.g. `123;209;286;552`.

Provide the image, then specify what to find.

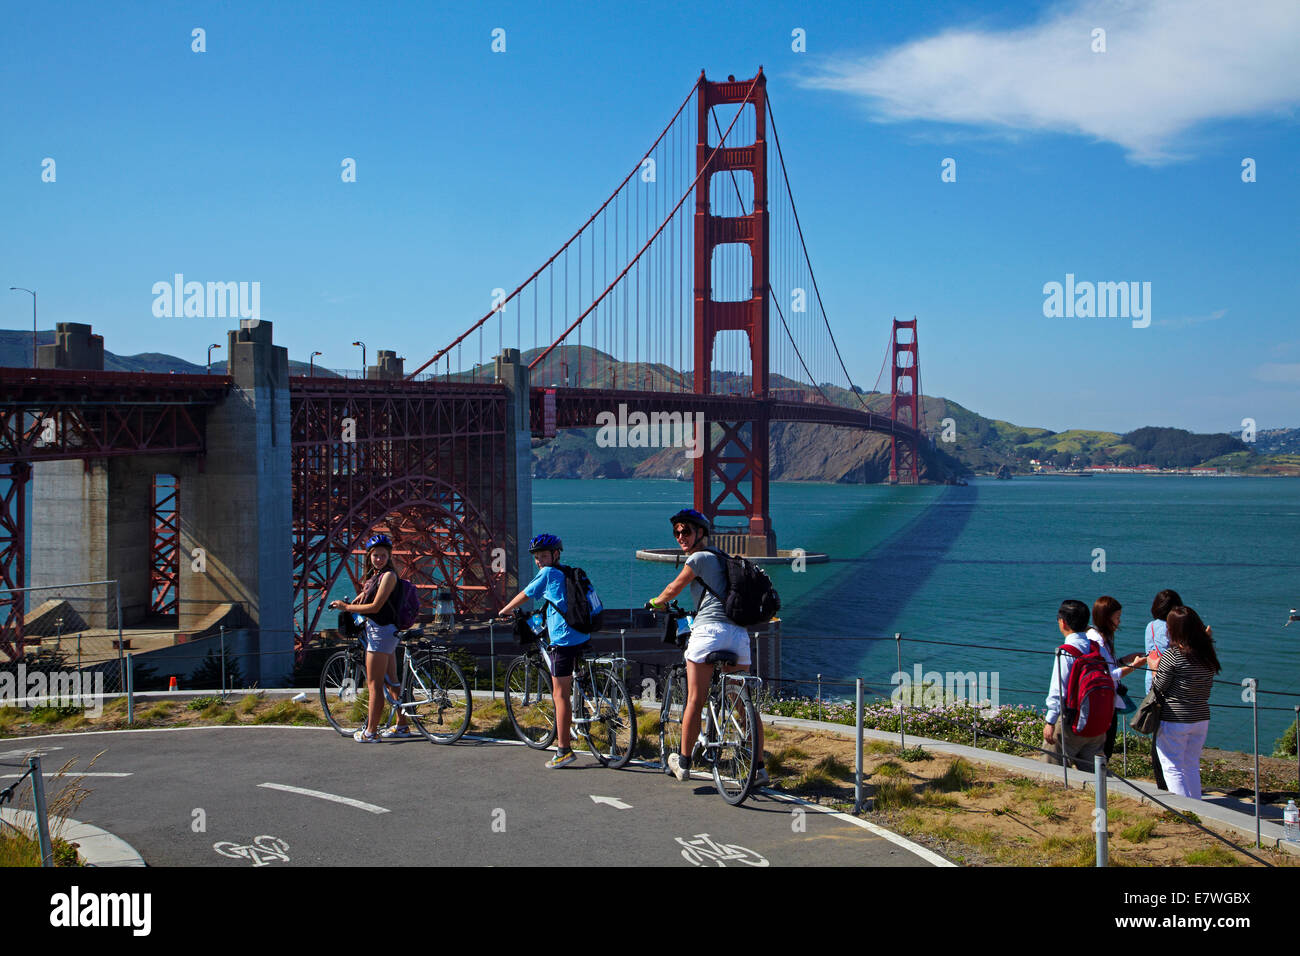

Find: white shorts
685;620;751;667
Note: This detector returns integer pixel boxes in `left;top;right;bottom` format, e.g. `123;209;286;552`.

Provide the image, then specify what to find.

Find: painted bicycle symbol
675;833;769;867
213;834;291;866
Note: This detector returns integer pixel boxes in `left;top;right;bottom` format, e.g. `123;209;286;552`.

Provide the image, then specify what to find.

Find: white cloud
1254;363;1300;384
801;0;1300;164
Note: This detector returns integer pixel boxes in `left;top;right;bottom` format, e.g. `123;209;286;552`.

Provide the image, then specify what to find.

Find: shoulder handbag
1130;684;1163;736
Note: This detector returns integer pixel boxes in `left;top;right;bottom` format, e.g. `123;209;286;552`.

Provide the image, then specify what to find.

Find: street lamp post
352;341;366;378
207;343;221;374
9;288;36;367
309;351;322;377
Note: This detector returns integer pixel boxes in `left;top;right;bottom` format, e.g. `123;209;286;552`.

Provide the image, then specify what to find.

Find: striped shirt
1151;646;1214;723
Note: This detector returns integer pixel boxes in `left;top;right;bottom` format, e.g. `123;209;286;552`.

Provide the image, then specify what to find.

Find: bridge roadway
18;726;942;867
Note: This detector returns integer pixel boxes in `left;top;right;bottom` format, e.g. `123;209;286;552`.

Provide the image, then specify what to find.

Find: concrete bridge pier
177;319;293;685
495;348;532;596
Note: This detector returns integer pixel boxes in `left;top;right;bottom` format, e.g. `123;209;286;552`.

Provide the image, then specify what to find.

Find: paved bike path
12;726;941;867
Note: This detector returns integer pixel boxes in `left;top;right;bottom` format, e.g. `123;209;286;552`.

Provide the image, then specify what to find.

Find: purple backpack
393;578;422;630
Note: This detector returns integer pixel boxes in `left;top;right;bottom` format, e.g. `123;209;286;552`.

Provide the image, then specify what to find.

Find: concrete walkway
1;807;146;866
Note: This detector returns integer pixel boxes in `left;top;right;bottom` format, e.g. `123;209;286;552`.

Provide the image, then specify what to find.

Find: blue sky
2;0;1297;433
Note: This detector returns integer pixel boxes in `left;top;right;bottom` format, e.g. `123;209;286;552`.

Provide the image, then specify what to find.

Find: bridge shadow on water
780;484;979;681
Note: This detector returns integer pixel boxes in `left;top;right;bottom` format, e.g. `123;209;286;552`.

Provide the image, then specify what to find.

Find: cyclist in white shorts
647;508;768;786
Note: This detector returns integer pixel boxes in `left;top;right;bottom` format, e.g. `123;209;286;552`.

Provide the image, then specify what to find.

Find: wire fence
5;598;1299;865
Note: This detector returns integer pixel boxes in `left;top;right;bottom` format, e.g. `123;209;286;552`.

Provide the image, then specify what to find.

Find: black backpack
549;564;604;634
694;547;781;627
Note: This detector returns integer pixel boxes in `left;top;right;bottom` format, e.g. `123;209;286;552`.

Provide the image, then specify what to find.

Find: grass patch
236;692;263;715
899;745;931;763
919;790;961;809
198;700;226;719
252;700;325;726
1040;834;1095;866
1185;846;1241;866
138;702;174;724
187;696;222;711
874;760;905;779
789;766;837;793
812;754;854;782
863;739;898;756
1159;808;1201;826
1035;799;1064;823
478;700;523;742
1120;819;1157;843
873;780;916;810
936;757;976;793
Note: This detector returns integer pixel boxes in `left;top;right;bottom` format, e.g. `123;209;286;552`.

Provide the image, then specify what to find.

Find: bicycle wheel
319;650;367;736
580;668;636;769
658;668;688;774
407;654;472;744
504;655;556;749
712;682;758;805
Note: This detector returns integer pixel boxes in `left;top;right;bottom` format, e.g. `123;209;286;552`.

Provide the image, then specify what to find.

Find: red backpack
1058;644;1115;737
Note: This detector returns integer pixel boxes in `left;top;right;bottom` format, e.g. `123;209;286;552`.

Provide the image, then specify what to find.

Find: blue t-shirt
1144;620;1170;694
523;566;589;647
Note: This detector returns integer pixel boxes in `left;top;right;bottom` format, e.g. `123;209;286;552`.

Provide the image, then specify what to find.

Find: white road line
0;772;132;778
258;782;390;814
759;789;956;867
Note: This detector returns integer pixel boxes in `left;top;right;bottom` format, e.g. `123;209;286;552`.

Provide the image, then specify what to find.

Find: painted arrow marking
0;747;62;760
590;795;632;810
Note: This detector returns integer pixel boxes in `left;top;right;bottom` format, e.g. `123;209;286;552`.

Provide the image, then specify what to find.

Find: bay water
535;475;1300;753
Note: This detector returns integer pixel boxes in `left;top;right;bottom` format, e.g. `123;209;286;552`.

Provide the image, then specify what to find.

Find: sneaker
546;749;578;770
380;725;413;739
353;728;380;743
752;766;771;788
667;752;691;782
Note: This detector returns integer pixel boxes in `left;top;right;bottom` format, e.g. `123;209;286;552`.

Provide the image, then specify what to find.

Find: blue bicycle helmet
364;533;393;550
528;533;563;554
669;508;710;534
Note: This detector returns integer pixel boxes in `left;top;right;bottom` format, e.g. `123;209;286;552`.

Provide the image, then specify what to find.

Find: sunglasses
673;528;694;539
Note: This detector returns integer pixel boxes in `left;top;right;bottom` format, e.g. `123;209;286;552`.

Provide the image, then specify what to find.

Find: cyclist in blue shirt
498;533;591;769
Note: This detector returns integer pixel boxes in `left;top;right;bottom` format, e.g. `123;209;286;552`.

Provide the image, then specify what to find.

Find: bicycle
649;602;762;806
501;611;637;768
319;628;472;744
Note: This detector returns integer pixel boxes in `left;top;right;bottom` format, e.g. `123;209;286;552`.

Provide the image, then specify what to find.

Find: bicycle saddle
703;651;738;665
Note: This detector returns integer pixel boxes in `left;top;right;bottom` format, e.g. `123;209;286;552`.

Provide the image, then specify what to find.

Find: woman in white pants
1151;606;1220;799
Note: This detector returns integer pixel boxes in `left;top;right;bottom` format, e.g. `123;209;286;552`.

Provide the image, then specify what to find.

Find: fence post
126;653;134;725
489;622;496;702
219;625;227;698
1121;722;1128;777
896;633;906;751
29;755;53;867
620;628;626;667
753;631;759;681
1094;754;1108;867
855;677;864;813
1249;676;1260;847
114;579;125;696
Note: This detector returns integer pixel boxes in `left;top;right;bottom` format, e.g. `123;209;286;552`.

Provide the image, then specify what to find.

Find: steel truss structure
289;378;510;645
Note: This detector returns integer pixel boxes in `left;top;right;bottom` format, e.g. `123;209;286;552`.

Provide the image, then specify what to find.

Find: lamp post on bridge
309;351;322;377
352;340;366;378
9;287;36;367
207;343;221;373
